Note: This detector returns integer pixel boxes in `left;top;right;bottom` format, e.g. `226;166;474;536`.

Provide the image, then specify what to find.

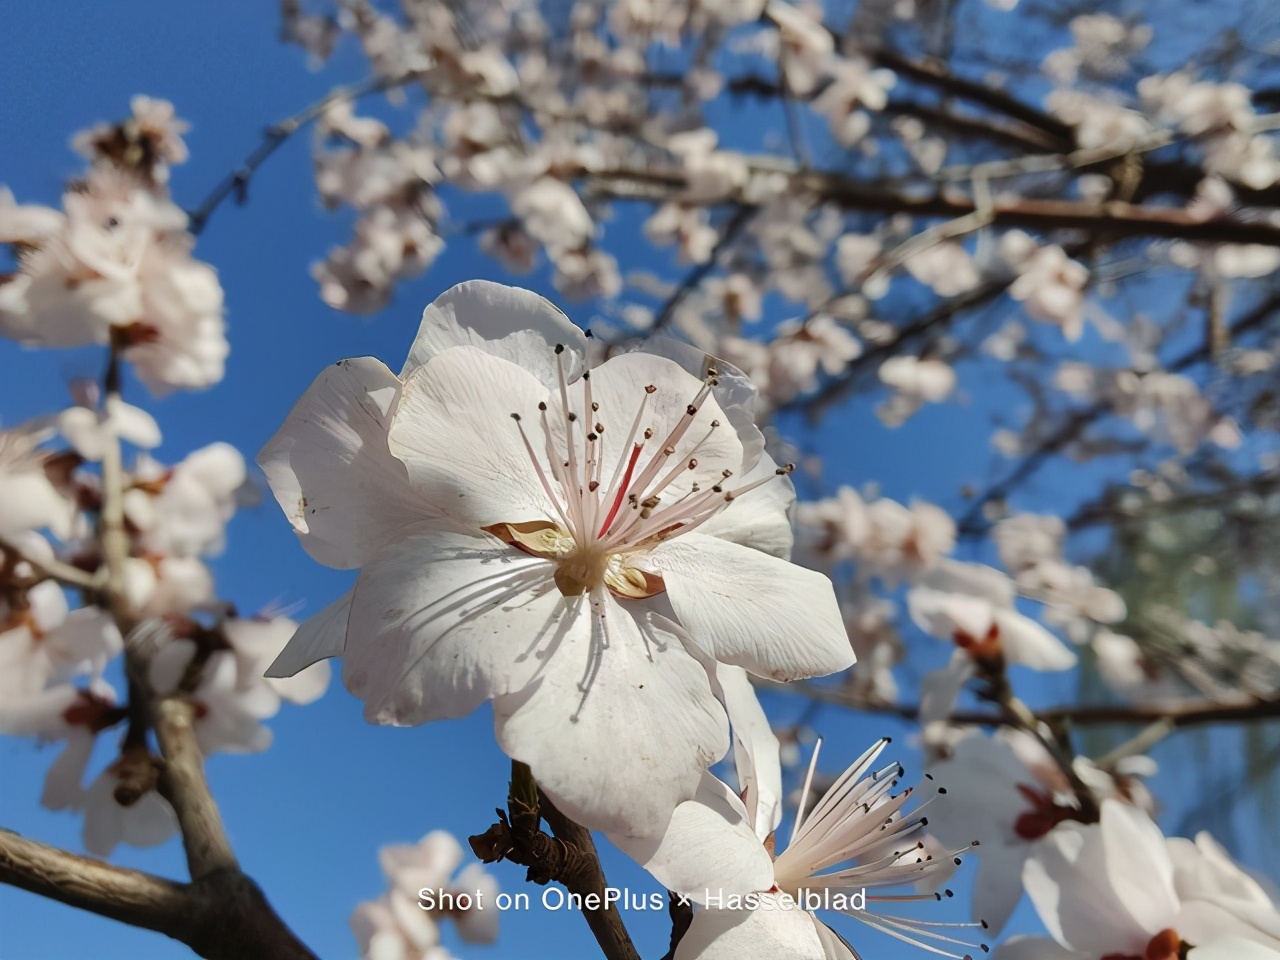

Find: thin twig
186;71;420;236
0;537;101;591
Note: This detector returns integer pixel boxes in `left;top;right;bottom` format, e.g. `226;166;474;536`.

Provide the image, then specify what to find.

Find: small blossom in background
351;830;498;960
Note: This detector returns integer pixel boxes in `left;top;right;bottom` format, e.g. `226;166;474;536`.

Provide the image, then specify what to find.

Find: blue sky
1;3;1276;959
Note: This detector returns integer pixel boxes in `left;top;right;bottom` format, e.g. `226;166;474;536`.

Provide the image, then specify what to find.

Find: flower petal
401;280;588;390
342;530;560;725
258;356;430;569
1022;821;1148;956
265;590;352;679
586;351;742;506
389;347;559;528
675;899;827;960
494;598;728;837
717;664;783;841
1097;800;1178;937
609;772;775;902
651;532;853;680
993;609;1077;671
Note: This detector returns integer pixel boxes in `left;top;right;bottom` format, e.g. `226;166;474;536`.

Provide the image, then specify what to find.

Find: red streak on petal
598;443;643;538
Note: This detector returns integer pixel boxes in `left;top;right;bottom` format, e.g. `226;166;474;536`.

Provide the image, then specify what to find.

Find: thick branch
0;830;188;935
151;696;238;880
0;831;316;960
469;765;639;960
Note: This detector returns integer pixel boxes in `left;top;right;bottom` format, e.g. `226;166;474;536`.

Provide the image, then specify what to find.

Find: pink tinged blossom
260;281;852;836
908;560;1077;672
0;423;78;540
1016;800;1280;959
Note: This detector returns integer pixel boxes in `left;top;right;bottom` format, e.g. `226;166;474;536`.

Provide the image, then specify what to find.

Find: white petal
586;351;742;504
609;772;775;902
908;586;994;641
694;426;795;559
41;729;95;810
494;599;728;837
401;280;588;390
148;638;196;695
269;659;331;705
718;664;783;841
1022;822;1149;956
258;357;430;569
675;901;826;960
265;590;351;679
1097;800;1178;935
652;533;853;680
973;846;1032;935
343;531;560;725
389;347;558;528
119;790;179;849
993;609;1077;671
1188;938;1280;960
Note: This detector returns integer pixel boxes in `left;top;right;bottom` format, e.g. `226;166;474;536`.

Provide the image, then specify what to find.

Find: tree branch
0;830;189;935
767;680;1280;729
186;71;420;236
0;830;316;960
151;696;239;879
956;289;1280;535
469;764;640;960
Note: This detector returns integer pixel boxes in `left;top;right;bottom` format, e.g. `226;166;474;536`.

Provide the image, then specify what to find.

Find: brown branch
0;831;316;960
0;830;189;935
151;696;239;879
539;795;641;960
768;680;1280;729
469;764;640;960
588;165;1280;247
186;71;421;236
649;206;753;336
861;47;1075;147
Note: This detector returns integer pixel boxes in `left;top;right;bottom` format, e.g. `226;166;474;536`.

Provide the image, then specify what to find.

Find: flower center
490;345;792;600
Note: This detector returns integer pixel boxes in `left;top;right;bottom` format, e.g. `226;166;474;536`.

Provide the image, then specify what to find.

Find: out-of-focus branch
860;46;1075;147
589;164;1280;246
0;537;101;591
1066;473;1280;530
187;71;421;236
769;680;1280;729
957;290;1280;535
649;206;753;336
98;343;131;626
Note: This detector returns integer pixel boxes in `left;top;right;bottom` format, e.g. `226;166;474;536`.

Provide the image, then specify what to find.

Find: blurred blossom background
1;1;1279;958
